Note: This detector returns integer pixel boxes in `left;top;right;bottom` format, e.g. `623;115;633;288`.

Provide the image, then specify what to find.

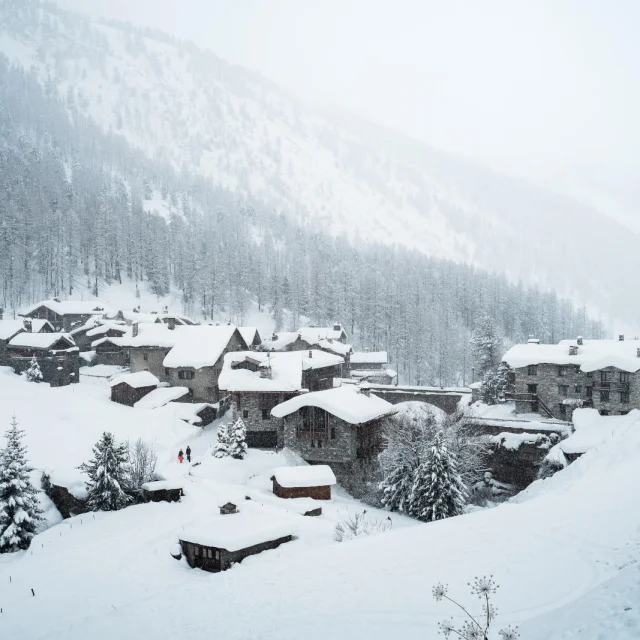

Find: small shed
109;371;159;406
271;465;337;500
46;469;88;519
141;481;183;503
178;513;294;572
219;501;238;515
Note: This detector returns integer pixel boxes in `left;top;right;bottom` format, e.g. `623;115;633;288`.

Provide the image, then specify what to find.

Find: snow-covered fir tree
379;464;414;513
470;315;502;380
228;417;248;460
79;432;133;512
409;431;468;523
213;422;231;458
23;356;43;383
0;415;43;553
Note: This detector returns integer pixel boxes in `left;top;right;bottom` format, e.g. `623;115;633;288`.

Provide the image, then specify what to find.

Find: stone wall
130;348;171;382
235;393;290;447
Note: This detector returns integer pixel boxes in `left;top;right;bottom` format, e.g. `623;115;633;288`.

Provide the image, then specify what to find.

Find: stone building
271;384;396;477
162;325;248;402
502;336;640;419
21;299;110;332
218;350;344;448
349;351;397;385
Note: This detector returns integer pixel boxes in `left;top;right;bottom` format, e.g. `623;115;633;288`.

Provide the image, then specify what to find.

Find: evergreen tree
409;431;467;523
0;415;43;553
23;356;43;383
379;464;414;513
79;432;132;511
213;422;231;458
228;416;248;460
470;315;502;380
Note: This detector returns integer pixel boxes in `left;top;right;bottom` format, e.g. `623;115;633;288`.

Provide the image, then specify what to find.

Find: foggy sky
62;0;640;228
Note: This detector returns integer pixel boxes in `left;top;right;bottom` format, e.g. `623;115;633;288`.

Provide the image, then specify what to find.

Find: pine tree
470;315;502;379
228;416;248;460
213;422;231;458
409;431;467;523
0;415;43;553
23;356;43;383
79;432;132;512
379;464;414;513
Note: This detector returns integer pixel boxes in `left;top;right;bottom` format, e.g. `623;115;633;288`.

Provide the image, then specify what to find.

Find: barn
271;465;337;500
109;371;159;406
141;481;183;503
178;513;294;573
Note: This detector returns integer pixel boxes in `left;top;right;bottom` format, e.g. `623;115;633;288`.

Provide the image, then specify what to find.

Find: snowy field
0;369;639;638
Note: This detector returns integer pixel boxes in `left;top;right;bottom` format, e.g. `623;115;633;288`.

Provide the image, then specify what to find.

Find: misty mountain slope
0;2;636;323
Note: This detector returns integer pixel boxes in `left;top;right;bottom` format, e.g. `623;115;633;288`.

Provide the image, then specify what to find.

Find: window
262;409;270;420
331;427;336;440
165;368;170;377
586;371;593;379
586;386;593;398
178;369;195;380
215;550;220;560
600;371;613;386
194;546;199;556
297;407;329;441
599;410;610;416
558;385;569;398
527;365;537;376
574;385;582;394
558;366;568;377
620;372;630;384
527;384;538;394
558;404;567;419
317;439;323;449
260;394;279;420
143;353;149;362
600;390;610;402
243;410;249;419
236;396;241;410
621;391;630;404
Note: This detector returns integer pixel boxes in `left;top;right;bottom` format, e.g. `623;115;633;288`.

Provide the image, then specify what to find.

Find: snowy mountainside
0;2;639;322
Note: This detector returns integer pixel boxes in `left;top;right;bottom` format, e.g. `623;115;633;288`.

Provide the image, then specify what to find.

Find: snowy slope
0;3;639;321
0;366;639;637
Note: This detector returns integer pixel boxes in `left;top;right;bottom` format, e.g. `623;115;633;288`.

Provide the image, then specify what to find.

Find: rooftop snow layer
48;468;88;500
0;320;26;340
141;480;183;492
238;326;259;346
22;299;111;316
29;319;55;333
86;322;128;338
109;371;159;388
163;325;240;369
8;332;75;349
271;465;336;488
134;386;189;409
271;384;395;424
297;325;346;342
179;512;295;551
112;323;184;348
559;408;634;455
503;338;640;372
350;351;388;365
219;350;344;392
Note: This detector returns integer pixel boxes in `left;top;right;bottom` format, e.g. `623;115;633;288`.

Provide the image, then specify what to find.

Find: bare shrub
129;438;159;494
333;510;393;542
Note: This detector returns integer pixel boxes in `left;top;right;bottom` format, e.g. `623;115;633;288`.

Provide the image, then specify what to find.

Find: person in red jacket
178;449;184;463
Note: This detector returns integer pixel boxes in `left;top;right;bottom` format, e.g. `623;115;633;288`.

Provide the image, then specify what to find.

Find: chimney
53;297;61;303
132;323;139;338
333;323;341;332
308;350;313;358
619;334;625;342
360;384;371;397
0;308;4;320
569;345;578;356
577;336;583;346
167;318;176;331
528;338;540;345
23;319;32;332
272;333;278;341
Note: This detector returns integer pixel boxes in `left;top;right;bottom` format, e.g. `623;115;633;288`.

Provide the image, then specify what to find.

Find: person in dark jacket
178;449;184;464
186;446;191;463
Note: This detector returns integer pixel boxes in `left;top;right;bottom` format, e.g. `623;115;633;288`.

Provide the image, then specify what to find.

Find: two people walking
178;446;191;464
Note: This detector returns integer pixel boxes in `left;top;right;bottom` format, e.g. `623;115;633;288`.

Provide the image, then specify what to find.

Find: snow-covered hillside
0;366;639;638
0;2;639;322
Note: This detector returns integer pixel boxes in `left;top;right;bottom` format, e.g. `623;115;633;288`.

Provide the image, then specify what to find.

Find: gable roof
22;299;111;317
271;384;395;424
350;351;388;365
163;325;247;369
238;326;261;346
109;371;159;388
298;325;347;342
0;320;26;341
111;323;184;349
8;332;76;350
503;339;640;373
219;350;344;392
261;331;351;355
271;465;336;488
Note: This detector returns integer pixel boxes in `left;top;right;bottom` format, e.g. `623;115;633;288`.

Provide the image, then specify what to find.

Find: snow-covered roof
298;325;346;342
22;299;111;317
261;331;350;354
350;351;388;365
168;402;216;425
141;480;183;492
238;326;260;346
158;314;197;326
318;339;352;356
503;339;640;373
86;322;128;338
271;465;336;488
48;468;88;500
350;369;397;379
0;320;25;341
109;371;159;388
179;513;295;551
163;325;241;369
29;319;55;333
8;332;76;350
112;323;184;349
133;386;189;409
271;384;396;424
559;408;635;455
219;350;344;392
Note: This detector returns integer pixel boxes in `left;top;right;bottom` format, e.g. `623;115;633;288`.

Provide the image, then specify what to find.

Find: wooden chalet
271;465;337;500
109;371;159;406
218;350;345;449
178;513;294;573
92;336;130;367
141;481;183;503
0;319;54;366
7;332;79;386
21;299;109;332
